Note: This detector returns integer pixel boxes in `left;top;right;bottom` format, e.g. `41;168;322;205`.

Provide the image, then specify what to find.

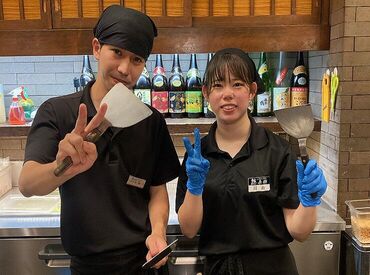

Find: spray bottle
0;84;6;124
8;86;26;125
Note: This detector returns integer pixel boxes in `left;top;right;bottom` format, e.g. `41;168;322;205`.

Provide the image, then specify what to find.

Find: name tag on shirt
248;176;271;192
126;175;146;189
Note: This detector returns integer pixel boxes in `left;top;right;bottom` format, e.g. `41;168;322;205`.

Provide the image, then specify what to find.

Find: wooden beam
0;25;329;56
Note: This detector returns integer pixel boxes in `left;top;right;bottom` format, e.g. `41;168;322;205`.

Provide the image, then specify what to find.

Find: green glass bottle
186;54;203;118
256;52;273;117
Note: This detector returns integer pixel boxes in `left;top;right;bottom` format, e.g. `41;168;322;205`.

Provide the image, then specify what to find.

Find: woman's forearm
283;205;317;242
178;191;203;238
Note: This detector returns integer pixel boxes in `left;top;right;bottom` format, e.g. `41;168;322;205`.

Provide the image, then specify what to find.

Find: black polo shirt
25;81;180;257
176;115;300;256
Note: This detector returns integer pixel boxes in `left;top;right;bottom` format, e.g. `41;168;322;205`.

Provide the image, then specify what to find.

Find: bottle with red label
290;51;308;107
273;51;290;111
169;54;186;118
151;54;168;116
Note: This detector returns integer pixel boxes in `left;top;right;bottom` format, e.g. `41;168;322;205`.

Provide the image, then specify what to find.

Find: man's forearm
148;185;169;238
18;161;71;197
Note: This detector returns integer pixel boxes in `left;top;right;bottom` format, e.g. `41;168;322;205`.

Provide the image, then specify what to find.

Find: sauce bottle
290;51;308;107
152;54;169;116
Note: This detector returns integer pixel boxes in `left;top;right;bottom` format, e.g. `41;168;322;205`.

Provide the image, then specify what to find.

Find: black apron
204;245;299;275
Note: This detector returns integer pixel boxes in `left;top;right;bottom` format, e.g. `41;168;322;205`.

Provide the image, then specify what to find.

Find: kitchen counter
0;186;345;238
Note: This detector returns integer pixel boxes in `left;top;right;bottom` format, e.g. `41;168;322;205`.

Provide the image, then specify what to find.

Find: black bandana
213;48;264;94
93;5;157;60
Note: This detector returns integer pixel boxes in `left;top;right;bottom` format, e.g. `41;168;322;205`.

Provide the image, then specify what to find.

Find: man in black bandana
19;5;180;275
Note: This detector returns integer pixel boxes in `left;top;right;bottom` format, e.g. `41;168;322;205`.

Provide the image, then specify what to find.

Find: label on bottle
151;91;168;113
142;67;150;78
171;80;182;88
275;67;288;85
273;87;290;111
258;63;268;75
297;77;307;86
293;65;306;75
256;92;271;114
186;68;201;79
153;66;165;76
185;91;202;113
169;91;186;114
291;87;308;107
134;89;151;105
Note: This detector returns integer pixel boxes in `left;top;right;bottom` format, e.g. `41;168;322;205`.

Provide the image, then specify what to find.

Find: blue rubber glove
296;159;327;207
183;128;210;196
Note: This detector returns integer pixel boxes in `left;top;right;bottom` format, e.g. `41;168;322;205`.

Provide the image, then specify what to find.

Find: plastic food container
346;199;370;244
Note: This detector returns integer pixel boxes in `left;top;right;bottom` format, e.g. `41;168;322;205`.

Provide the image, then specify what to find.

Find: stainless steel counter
315;200;346;231
0;186;345;237
0;187;347;275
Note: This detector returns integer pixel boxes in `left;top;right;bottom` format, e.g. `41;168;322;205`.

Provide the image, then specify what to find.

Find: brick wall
0;137;26;160
328;0;370;222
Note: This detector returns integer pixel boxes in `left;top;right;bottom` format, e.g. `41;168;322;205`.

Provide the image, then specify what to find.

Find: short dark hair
203;48;263;95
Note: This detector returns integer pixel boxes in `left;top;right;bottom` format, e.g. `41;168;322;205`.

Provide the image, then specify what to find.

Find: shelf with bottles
135;51;310;119
0;51;317;137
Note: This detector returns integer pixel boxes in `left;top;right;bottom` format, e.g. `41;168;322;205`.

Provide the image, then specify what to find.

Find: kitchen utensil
321;69;331;122
54;83;153;177
142;239;178;269
274;104;317;198
330;67;339;114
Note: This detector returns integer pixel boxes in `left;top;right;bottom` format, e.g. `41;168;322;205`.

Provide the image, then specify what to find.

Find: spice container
345;199;370;244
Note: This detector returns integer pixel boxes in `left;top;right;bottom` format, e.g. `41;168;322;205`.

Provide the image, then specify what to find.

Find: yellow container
346;199;370;244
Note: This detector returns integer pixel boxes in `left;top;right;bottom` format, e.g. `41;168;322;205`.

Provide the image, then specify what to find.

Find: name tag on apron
248;176;270;192
126;175;146;189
